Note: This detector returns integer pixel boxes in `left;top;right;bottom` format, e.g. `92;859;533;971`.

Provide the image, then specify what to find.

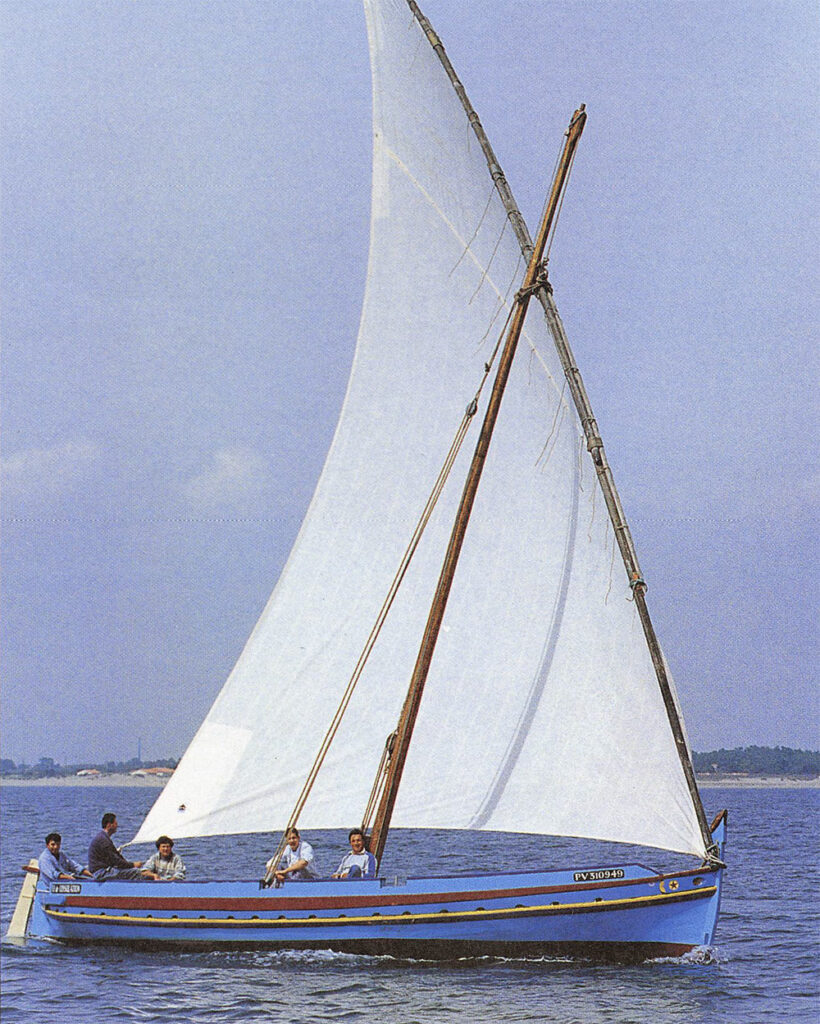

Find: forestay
135;0;707;860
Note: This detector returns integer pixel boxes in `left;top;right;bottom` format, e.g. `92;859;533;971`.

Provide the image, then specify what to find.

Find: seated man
332;828;376;879
88;813;144;880
38;832;92;884
141;835;186;881
269;827;320;883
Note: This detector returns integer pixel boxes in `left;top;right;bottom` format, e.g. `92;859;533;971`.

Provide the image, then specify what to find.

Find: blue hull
20;821;725;962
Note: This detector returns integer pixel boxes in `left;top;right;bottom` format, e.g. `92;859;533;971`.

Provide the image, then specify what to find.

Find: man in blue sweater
88;813;144;880
38;832;93;883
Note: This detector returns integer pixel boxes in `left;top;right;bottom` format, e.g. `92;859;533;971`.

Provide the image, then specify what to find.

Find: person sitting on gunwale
332;829;376;879
141;835;186;881
267;826;320;883
88;813;144;880
38;832;93;884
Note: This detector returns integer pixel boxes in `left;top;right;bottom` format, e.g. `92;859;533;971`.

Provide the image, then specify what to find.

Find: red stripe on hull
63;869;711;913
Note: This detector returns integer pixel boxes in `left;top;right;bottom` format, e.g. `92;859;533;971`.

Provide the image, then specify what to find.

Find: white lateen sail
134;0;707;860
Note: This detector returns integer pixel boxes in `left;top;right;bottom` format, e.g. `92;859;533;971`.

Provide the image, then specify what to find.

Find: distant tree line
1;746;817;779
692;746;819;776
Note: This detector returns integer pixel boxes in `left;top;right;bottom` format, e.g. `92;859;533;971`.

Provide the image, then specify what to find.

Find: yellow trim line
45;886;717;929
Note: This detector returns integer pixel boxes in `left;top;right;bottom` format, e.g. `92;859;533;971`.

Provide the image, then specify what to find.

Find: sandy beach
1;773;817;789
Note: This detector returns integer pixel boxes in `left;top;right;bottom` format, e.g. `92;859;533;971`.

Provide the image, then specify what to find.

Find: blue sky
2;0;817;764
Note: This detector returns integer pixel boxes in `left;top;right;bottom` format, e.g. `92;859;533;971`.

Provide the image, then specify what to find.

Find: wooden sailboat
10;0;725;960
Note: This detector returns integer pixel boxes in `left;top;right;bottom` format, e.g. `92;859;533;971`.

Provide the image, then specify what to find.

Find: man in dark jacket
88;813;144;880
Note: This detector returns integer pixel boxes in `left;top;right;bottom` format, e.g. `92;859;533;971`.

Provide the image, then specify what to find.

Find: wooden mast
408;0;718;862
367;106;588;868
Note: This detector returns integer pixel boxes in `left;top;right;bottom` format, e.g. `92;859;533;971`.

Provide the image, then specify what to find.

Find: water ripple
2;786;819;1024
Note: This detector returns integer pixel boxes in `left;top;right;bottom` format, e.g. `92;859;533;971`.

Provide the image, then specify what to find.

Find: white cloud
182;446;272;514
1;440;101;500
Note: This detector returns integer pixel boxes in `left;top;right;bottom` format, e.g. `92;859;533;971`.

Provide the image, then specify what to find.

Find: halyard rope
263;304;517;884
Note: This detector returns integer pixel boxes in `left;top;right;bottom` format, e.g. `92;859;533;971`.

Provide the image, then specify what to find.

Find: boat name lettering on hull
573;870;625;882
51;884;81;894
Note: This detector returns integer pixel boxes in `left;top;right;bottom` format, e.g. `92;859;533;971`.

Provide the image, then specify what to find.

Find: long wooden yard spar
366;106;588;868
406;0;719;864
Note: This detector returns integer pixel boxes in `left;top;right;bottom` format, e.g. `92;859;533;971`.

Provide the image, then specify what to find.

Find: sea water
1;786;817;1023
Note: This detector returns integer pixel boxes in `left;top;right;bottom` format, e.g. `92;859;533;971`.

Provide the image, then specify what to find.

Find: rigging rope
449;185;497;279
262;304;516;885
360;730;396;835
469;216;509;304
541;121;581;270
264;108;585;883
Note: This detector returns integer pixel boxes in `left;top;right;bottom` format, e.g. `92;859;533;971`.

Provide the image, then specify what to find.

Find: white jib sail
134;0;707;860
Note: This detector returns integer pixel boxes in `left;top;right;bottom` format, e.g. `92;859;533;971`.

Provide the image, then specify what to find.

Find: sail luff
368;106;588;867
406;2;534;262
407;0;715;859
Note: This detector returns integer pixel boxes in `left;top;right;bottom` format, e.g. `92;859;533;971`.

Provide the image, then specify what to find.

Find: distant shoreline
697;775;818;789
1;774;169;787
1;773;818;789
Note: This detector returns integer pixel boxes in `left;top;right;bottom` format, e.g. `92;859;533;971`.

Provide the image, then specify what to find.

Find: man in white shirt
271;827;320;882
332;829;376;879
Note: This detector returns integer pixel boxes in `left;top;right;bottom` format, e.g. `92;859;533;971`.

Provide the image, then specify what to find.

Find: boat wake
650;945;721;966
